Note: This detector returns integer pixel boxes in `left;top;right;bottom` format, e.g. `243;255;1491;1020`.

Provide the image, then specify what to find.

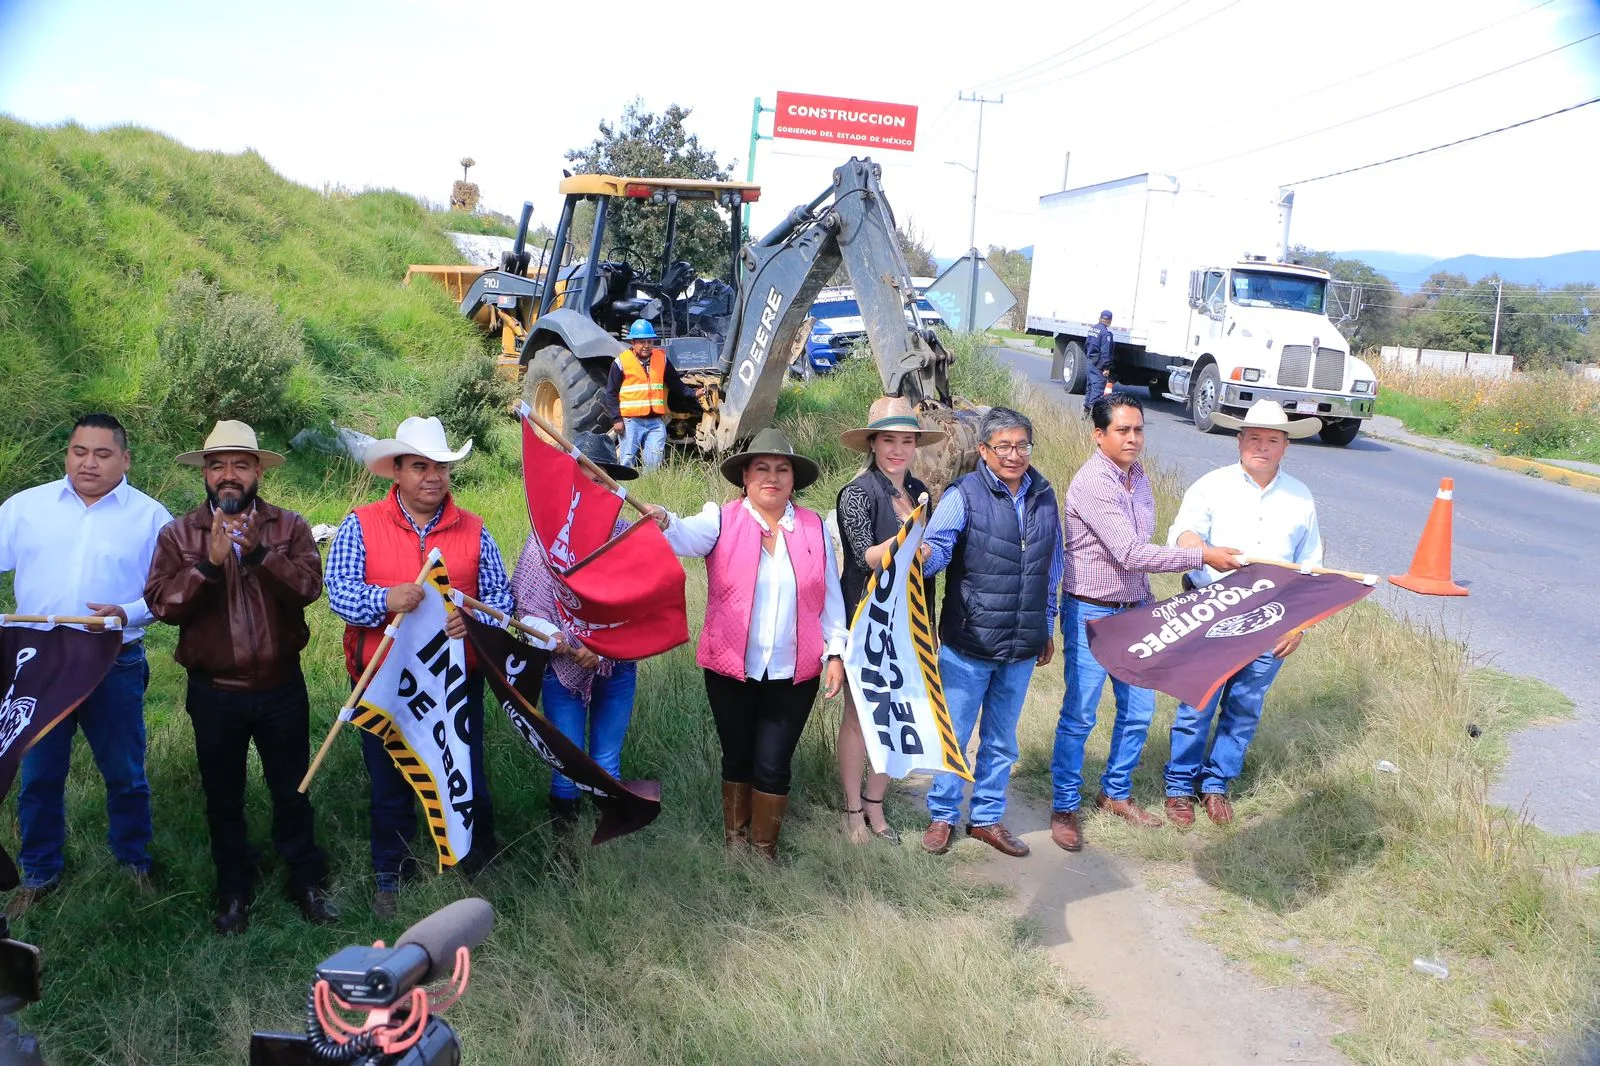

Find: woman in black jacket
834;397;945;844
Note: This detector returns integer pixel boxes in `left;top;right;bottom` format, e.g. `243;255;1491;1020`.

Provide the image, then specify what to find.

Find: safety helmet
627;319;657;340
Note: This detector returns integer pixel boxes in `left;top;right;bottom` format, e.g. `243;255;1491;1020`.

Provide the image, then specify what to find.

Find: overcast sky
3;0;1597;268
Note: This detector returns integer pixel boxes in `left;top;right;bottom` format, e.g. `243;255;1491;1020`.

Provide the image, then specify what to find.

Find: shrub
156;272;305;430
434;352;514;454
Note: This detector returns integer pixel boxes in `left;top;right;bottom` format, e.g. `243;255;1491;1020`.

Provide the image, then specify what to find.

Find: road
989;345;1600;835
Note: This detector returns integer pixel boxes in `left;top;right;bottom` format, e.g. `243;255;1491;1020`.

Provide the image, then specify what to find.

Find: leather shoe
1201;793;1234;825
372;889;398;920
1050;810;1083;852
1164;796;1196;827
967;822;1030;857
1095;793;1165;828
922;820;955;855
289;885;339;925
6;881;59;921
213;896;250;937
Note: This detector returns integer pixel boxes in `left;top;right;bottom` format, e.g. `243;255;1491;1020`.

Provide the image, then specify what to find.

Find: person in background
606;319;702;472
1083;310;1116;416
510;433;640;831
834;396;945;845
0;413;172;918
325;415;514;918
919;407;1061;860
645;428;847;861
145;420;333;935
1163;400;1322;826
1051;393;1242;852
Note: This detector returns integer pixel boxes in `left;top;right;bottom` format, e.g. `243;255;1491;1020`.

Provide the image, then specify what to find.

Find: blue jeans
925;645;1036;827
1165;652;1284;797
1052;598;1157;812
18;642;152;887
620;415;667;470
540;662;637;800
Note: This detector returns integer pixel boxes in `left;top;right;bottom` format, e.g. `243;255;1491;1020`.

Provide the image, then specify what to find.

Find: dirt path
963;795;1353;1065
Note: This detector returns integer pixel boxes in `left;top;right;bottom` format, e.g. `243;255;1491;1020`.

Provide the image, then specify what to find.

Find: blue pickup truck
795;286;946;378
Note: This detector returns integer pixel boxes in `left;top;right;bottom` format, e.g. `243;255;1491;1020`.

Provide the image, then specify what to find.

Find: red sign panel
773;91;918;152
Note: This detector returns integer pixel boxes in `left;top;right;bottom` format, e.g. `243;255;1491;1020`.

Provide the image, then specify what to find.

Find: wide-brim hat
364;416;474;477
569;431;637;481
719;427;820;491
839;395;948;453
1211;399;1321;439
176;420;285;468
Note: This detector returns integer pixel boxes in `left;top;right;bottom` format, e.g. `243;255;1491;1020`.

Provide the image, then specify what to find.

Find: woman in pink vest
645;428;847;860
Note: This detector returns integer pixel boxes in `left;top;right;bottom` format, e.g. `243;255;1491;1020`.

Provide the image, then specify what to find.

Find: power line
972;0;1192;94
1362;304;1590;316
1286;94;1600;186
1187;29;1600;171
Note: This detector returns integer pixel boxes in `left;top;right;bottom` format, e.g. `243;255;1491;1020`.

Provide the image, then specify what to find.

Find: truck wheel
1190;363;1224;433
1318;418;1361;446
522;344;611;438
1058;338;1087;394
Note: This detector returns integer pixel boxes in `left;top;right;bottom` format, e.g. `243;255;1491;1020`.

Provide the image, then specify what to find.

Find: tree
565;101;734;276
897;219;937;278
987;245;1032;330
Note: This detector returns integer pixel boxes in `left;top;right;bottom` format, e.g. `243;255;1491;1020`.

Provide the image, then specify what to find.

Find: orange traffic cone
1389;477;1468;596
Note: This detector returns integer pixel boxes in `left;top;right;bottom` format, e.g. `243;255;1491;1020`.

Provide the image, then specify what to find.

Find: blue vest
939;468;1058;662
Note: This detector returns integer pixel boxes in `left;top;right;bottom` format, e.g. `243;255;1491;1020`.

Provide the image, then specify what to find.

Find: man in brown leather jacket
145;420;335;935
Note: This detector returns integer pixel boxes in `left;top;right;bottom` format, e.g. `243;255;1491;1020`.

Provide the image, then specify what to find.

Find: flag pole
298;556;436;793
516;402;651;518
1;614;122;628
1237;556;1380;585
451;589;560;645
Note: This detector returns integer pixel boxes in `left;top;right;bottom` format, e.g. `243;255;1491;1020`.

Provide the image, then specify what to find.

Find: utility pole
957;91;1002;332
744;97;772;235
1491;278;1503;356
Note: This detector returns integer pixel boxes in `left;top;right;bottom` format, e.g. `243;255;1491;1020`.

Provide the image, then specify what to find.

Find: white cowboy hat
839;395;947;453
363;416;474;477
176;420;285;468
1211;399;1321;440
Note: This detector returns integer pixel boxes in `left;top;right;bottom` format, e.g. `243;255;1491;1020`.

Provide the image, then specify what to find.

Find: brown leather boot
722;781;752;848
750;790;789;861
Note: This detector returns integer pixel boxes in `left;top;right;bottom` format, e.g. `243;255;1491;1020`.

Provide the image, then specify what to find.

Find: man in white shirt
1162;401;1322;827
0;414;173;915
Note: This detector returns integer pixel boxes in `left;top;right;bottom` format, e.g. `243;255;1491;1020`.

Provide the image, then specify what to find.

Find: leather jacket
145;500;323;690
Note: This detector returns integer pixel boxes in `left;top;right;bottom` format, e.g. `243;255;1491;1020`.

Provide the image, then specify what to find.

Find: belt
1069;593;1141;610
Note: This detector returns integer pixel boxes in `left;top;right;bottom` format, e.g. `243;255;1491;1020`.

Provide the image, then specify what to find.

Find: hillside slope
0;119;489;498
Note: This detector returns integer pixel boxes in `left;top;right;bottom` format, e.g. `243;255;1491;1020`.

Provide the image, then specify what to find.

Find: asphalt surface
989;345;1600;836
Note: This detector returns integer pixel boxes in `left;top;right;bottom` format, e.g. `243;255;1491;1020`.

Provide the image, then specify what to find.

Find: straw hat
176;420;285;468
363;416;474;478
1211;399;1321;439
718;427;820;490
839;396;947;453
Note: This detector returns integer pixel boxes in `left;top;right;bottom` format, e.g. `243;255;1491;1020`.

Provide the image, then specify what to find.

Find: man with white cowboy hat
1161;399;1323;827
325;415;515;917
145;420;333;934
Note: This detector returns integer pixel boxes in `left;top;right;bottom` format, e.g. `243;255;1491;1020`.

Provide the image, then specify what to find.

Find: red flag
522;417;624;571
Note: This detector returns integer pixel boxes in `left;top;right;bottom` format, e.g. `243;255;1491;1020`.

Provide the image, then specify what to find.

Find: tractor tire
1190;362;1224;434
1058;338;1087;395
522;344;611;439
1318;417;1361;446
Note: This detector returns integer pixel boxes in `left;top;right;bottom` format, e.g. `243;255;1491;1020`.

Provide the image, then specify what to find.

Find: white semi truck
1024;173;1377;445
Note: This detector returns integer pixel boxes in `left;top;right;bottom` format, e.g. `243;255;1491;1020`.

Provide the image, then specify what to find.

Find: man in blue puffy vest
918;407;1063;859
1083;310;1115;416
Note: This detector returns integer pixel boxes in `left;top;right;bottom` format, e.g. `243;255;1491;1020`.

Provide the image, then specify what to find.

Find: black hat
717;427;820;491
571;431;638;481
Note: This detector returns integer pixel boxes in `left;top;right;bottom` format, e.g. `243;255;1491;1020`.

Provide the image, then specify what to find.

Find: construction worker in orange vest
606;319;702;472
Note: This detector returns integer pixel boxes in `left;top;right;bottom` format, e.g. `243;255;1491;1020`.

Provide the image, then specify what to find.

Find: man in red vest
325;416;514;918
606;319;702;471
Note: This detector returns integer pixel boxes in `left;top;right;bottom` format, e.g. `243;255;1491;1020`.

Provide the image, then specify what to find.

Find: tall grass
1375;359;1600;462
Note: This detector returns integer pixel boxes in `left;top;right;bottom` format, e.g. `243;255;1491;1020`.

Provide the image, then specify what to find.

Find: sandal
842;806;871;846
862;797;902;845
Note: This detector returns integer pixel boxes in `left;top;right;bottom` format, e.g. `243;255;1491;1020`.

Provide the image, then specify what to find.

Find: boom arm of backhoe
711;157;955;450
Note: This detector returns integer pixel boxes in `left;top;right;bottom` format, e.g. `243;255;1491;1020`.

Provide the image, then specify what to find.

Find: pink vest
697;499;827;682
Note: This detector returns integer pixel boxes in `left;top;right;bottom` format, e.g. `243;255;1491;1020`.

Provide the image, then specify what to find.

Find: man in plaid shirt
1050;394;1242;852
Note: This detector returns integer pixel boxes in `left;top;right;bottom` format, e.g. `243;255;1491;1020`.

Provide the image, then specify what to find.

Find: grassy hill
0;118;499;500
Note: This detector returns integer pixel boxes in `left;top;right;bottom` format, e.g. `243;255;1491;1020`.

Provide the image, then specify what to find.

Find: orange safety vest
617;346;669;418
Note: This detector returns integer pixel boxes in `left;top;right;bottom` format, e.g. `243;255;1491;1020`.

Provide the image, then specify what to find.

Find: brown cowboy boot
750;790;789;861
722;781;752;848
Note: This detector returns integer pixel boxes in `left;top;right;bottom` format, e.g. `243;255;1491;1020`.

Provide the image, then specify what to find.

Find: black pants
703;669;822;795
185;673;327;899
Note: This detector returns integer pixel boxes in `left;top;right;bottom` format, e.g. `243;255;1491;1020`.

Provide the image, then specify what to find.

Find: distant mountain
1332;249;1600;289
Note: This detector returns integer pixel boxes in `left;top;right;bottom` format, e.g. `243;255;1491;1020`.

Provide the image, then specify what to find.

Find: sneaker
372;888;399;921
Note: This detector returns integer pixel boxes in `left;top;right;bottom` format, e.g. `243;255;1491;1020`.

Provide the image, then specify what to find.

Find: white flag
844;503;972;781
348;551;478;869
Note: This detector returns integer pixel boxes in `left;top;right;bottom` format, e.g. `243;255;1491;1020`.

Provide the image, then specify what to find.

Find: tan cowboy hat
719;427;820;491
839;395;948;453
1211;399;1321;440
176;420;285;468
363;416;474;478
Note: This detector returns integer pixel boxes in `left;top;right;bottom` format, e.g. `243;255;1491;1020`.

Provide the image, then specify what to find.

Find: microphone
395;897;495;985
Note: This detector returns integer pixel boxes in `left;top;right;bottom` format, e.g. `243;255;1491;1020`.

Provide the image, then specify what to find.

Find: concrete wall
1380;346;1514;379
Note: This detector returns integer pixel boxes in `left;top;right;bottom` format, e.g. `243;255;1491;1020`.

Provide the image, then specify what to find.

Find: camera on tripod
250;898;494;1066
0;915;43;1066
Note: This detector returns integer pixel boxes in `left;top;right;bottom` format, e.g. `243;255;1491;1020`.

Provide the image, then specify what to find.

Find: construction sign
774;91;918;151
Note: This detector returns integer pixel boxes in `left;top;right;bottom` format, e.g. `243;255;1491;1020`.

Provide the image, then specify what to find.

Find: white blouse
664;499;848;681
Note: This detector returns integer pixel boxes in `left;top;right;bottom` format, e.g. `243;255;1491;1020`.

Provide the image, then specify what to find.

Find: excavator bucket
405;264;493;328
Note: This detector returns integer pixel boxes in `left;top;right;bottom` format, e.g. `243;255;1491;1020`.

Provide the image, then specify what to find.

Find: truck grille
1277;345;1346;390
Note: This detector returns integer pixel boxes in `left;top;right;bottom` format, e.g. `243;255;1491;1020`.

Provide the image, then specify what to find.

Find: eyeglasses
983;442;1033;457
